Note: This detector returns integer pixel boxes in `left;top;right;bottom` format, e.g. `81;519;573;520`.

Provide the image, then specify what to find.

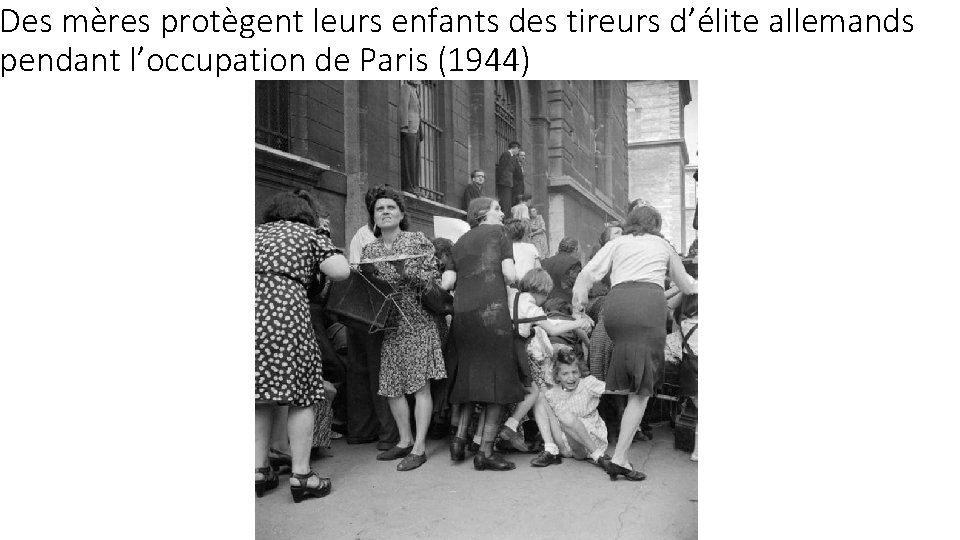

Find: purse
323;268;396;332
420;281;454;316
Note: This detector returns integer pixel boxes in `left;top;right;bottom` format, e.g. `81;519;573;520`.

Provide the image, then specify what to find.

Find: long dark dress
255;220;340;407
447;224;523;405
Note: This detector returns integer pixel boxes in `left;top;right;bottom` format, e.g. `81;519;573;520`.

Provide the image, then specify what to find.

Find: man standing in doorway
495;141;521;211
461;169;486;211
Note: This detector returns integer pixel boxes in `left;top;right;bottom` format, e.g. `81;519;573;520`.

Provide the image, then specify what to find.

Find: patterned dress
361;231;446;398
544;375;609;454
255;220;341;407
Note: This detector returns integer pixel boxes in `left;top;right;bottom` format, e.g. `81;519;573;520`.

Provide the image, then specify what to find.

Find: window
414;81;444;203
494;81;517;157
255;81;290;152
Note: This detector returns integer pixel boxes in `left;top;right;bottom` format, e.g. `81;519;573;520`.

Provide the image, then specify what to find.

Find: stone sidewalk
255;424;697;540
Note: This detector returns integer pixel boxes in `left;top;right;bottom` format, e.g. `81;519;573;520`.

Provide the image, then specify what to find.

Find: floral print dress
361;231;446;398
255;220;341;407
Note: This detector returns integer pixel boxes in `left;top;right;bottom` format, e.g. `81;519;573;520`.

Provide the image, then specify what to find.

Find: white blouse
572;234;697;310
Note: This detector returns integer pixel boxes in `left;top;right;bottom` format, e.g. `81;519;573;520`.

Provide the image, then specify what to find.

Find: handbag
420;281;454;316
323;268;396;332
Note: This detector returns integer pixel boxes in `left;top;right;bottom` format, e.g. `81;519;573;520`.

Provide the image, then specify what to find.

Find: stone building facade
626;80;695;254
255;80;629;257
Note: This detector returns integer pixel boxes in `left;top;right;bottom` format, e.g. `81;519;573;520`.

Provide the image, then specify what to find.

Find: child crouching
531;348;611;470
497;268;594;453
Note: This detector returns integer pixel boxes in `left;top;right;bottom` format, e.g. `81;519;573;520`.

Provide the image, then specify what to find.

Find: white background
2;1;958;538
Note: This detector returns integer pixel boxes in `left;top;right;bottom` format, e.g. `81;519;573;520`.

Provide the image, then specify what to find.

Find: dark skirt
602;281;667;397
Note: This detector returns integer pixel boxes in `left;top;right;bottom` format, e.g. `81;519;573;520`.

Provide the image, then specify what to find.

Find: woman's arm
318;254;351;282
441;270;457;291
536;316;592;336
572;241;615;312
667;250;698;294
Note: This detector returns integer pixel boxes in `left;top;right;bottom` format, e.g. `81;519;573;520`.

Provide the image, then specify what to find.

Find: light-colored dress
544;375;609;454
528;214;549;258
512;241;540;279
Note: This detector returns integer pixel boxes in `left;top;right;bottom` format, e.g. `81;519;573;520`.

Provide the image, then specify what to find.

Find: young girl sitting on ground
530;348;614;472
497;268;594;452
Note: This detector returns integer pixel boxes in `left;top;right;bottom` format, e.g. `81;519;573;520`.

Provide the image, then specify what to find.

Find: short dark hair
517;268;554;296
552;347;588;383
431;237;454;273
503;217;527;241
557;236;579;254
543;297;572;316
366;185;410;237
262;189;321;227
508;141;520;150
516;193;533;205
471;169;485;179
623;205;663;238
466;197;495;228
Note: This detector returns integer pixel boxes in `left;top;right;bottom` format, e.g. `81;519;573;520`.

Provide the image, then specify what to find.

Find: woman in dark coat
441;197;520;471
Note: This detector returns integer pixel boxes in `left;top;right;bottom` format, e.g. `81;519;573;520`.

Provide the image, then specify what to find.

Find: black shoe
255;466;279;497
473;452;516;471
397;452;427;471
604;460;647;482
529;451;562;467
498;426;530;453
376;440;397;452
450;436;467;462
376;444;413;461
290;471;332;502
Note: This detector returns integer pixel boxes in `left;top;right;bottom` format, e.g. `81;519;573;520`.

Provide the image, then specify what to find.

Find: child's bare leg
533;394;559;452
509;385;539;424
557;412;600;461
500;386;538;451
540;400;572;457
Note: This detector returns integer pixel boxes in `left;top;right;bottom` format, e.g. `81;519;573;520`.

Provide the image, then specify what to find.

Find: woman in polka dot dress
255;190;350;502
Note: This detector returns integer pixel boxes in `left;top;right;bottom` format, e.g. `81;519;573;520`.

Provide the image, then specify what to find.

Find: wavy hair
466;196;495;228
366;185;410;237
551;347;588;384
262;189;321;227
622;205;663;238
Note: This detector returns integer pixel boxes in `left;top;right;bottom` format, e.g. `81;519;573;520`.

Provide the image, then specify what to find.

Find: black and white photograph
254;80;699;539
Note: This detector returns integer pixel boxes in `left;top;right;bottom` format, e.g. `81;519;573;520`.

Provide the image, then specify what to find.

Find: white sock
589;449;604;462
473;433;482;445
504;417;519;431
544;443;560;455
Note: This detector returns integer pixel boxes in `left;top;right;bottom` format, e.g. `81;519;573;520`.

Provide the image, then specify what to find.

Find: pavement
255;423;697;540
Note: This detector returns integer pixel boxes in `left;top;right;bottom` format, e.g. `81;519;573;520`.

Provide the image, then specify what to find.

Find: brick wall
627;80;685;143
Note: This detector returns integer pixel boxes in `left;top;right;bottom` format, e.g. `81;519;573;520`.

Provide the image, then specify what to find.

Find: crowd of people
254;170;699;503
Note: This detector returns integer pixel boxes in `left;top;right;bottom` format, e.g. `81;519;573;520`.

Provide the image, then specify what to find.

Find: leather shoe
376;440;397;451
529;451;562;467
498;426;529;453
397;452;427;471
449;436;467;461
473;452;516;471
376;444;413;461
